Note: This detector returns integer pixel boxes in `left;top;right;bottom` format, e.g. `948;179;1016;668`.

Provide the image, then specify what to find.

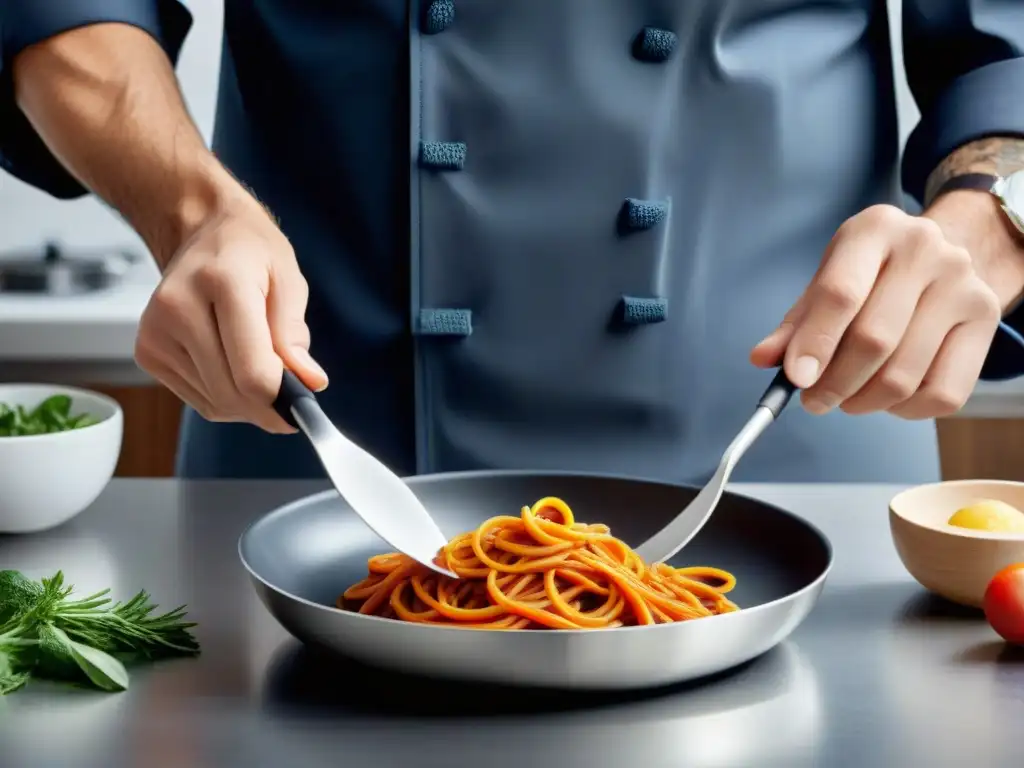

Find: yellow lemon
948;499;1024;533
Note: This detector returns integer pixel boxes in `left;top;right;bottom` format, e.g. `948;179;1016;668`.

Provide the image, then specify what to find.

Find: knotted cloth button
620;296;667;325
417;308;473;336
419;141;466;170
619;198;668;232
424;0;455;34
632;27;678;62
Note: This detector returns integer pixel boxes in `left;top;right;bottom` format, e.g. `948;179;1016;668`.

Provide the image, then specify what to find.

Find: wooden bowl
890;480;1024;608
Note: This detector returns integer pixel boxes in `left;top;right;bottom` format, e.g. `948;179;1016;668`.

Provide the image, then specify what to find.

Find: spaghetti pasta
340;496;739;629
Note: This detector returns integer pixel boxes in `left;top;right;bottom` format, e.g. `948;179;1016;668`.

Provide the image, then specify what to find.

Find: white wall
889;0;920;143
0;1;917;256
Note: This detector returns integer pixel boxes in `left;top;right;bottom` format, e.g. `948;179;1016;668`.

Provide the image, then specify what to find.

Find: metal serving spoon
634;319;1024;564
272;370;456;578
634;368;798;564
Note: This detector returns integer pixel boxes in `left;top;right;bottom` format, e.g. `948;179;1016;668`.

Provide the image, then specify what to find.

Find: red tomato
983;564;1024;645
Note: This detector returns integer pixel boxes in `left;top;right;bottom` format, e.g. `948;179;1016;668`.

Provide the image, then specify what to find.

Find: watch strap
932;172;999;200
936;171;1024;241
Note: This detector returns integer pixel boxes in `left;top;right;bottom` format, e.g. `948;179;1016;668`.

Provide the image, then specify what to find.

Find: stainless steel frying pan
239;470;832;689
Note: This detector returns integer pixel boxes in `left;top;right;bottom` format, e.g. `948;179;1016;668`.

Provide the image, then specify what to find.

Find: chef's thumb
267;269;328;393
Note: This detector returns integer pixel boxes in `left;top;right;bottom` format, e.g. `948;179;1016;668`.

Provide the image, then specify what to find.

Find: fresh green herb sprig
0;395;100;437
0;570;199;695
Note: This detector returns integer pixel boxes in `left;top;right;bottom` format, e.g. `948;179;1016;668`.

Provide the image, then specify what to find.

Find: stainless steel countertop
2;480;1023;768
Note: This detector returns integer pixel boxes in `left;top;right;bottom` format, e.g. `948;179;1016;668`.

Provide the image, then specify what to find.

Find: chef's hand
134;201;328;433
750;204;1001;419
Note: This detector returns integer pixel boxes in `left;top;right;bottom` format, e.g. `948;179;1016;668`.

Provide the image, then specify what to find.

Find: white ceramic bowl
0;383;123;533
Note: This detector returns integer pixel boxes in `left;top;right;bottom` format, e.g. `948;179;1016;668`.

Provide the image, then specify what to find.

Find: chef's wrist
148;156;262;269
923;188;1024;312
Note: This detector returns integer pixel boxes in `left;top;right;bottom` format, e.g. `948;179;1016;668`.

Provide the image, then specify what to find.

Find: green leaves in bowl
0;395;100;437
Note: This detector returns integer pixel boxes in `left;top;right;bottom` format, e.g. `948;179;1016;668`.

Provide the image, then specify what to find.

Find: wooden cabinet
89;385;1024;481
90;384;183;477
936;418;1024;481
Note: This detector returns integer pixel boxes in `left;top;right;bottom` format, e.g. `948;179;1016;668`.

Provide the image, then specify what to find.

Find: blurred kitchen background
1;1;1022;479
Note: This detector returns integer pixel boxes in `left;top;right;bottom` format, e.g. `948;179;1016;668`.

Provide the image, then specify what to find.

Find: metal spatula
634;368;798;564
273;370;456;578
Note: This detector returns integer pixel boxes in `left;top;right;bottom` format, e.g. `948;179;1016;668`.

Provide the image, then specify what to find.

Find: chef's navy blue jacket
3;2;1024;483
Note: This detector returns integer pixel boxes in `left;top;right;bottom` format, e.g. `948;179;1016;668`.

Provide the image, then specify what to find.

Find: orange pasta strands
340;497;739;630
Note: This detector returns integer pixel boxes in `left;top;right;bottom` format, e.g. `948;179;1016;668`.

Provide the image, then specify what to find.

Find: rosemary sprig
0;570;200;695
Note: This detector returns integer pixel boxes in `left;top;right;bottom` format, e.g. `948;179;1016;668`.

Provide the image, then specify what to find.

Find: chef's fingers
783;213;889;390
206;266;295;434
155;368;221;421
751;243;840;367
750;294;808;368
266;261;328;392
801;247;932;414
887;316;996;420
838;281;954;414
165;299;252;420
135;303;212;404
134;341;220;421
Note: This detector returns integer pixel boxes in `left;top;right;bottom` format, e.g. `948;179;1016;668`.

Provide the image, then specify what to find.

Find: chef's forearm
922;137;1024;311
11;22;245;267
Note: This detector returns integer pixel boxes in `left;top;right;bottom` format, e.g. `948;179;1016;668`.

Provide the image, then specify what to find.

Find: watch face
997;170;1024;232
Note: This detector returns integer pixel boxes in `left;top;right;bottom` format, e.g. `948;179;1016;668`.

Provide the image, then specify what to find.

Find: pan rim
238;468;834;636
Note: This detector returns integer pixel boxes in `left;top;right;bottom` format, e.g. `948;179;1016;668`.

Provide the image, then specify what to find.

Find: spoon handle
757;367;799;419
631;367;801;563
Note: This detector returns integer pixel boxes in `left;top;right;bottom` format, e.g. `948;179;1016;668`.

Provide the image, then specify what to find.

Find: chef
3;2;1024;483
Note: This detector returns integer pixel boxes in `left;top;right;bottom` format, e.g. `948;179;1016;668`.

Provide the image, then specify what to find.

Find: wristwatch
933;170;1024;235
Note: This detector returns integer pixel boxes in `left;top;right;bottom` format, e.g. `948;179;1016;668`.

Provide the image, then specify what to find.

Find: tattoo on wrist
924;136;1024;207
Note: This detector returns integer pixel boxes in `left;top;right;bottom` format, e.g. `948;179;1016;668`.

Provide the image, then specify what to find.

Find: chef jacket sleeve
901;1;1024;380
0;0;193;199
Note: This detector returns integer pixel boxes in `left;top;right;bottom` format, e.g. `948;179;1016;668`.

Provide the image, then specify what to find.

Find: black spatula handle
273;369;317;429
